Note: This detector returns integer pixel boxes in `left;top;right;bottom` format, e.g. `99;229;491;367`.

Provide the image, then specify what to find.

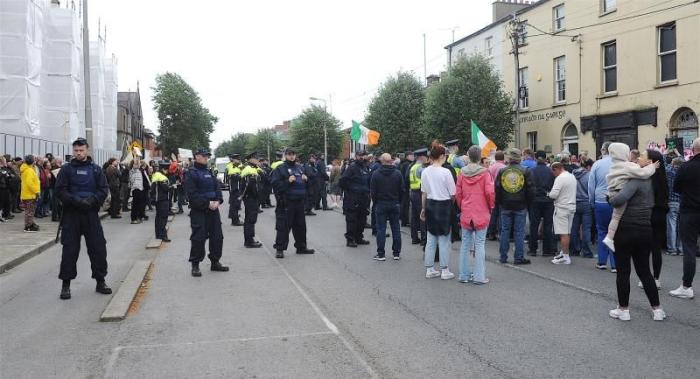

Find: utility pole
509;15;522;149
82;0;93;147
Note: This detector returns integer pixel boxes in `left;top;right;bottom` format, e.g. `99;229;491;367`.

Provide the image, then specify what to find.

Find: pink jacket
455;166;495;230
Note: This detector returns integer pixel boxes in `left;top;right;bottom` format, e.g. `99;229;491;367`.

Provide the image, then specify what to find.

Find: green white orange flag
351;120;380;145
471;120;496;158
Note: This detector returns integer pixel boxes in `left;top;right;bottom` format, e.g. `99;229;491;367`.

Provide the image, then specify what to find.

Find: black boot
231;219;243;226
296;248;315;255
346;240;358;248
191;262;202;277
211;260;230;272
60;280;71;300
276;250;284;259
161;236;172;242
244;241;263;248
95;280;113;295
357;239;370;245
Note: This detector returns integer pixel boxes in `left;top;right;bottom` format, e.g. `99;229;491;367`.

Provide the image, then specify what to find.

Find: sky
89;0;496;148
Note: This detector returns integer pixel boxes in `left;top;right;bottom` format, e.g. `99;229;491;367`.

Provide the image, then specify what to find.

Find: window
485;37;493;57
527;132;538;152
602;41;617;93
602;0;616;13
518;67;529;109
658;22;677;83
553;4;565;32
554;56;566;103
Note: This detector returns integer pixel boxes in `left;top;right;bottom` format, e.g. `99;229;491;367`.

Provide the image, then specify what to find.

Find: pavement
1;195;698;378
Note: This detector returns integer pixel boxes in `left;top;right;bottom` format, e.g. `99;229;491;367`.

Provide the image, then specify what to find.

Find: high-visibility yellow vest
409;163;422;190
226;162;241;176
151;171;168;183
241;165;259;178
271;160;284;170
447;153;461;175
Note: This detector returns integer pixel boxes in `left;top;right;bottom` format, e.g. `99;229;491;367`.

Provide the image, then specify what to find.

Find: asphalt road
1;199;698;378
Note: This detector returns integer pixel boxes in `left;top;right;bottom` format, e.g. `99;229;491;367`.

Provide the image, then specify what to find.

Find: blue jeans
571;202;594;257
375;201;401;257
594;202;616;268
666;201;681;253
499;209;527;262
425;232;451;269
460;228;487;282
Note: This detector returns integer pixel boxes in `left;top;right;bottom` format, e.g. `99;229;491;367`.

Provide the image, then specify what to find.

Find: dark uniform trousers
59;210;108;281
228;190;241;222
344;192;370;242
155;199;169;239
410;189;426;243
305;182;318;211
243;197;258;243
188;208;224;263
274;197;307;251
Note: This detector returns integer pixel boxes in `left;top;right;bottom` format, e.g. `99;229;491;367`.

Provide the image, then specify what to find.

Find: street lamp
309;97;328;166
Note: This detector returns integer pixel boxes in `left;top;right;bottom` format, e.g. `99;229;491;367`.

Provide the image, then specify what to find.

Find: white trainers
602;236;616;252
426;268;441;279
669;286;694;299
638;280;661;289
609;308;631;321
441;268;455;280
652;308;667;321
551;254;571;265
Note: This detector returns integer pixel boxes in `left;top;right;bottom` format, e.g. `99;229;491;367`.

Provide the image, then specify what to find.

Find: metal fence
0;132;119;165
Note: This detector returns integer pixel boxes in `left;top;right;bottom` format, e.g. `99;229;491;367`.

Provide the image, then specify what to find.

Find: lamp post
309;97;328;166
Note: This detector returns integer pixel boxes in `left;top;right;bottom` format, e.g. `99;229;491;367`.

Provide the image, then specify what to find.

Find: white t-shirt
420;165;456;201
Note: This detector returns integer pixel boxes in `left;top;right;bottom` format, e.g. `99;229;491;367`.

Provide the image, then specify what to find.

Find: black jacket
674;154;700;213
55;157;109;212
531;162;554;202
495;163;535;211
340;160;370;194
370;165;404;204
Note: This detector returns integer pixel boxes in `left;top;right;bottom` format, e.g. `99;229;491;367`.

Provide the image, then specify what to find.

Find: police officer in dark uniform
240;152;263;248
55;138;111;300
150;160;172;242
408;148;428;246
340;150;371;247
227;153;243;226
259;158;273;208
270;148;315;258
187;148;229;277
304;154;319;216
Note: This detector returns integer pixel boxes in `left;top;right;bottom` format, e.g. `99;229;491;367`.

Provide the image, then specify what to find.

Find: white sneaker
669;286;694;299
426;268;441;279
652;308;667;321
551;254;571;265
602;236;616;252
609;308;631;321
441;268;455;280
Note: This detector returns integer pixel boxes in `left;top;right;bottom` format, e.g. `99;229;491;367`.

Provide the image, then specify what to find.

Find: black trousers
274;197;307;251
306;183;319;211
261;184;273;206
529;201;556;253
410;190;426;243
109;188;121;217
10;184;20;211
59;210;108;281
650;208;667;279
243;197;259;244
228;190;241;222
679;212;700;288
400;190;410;225
344;192;369;242
189;208;223;263
155;200;169;239
0;188;10;218
614;225;659;308
318;181;328;209
120;184;130;211
131;189;147;221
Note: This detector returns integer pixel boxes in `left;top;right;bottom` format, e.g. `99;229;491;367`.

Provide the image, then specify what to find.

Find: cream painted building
502;0;700;157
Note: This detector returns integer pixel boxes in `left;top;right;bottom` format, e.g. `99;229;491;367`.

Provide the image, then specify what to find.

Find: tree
152;72;218;156
290;105;343;160
364;71;426;153
214;132;252;158
246;128;283;161
423;55;514;149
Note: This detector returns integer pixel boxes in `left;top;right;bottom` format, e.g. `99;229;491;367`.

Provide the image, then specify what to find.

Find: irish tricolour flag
351;120;380;145
471;120;496;158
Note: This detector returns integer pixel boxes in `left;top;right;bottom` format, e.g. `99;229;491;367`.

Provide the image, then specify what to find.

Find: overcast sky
90;0;495;148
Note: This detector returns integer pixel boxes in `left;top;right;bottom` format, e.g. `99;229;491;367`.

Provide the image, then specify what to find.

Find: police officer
187;148;229;277
271;151;284;170
304;154;319;216
270;148;315;258
54;138;111;300
446;139;465;176
226;153;243;226
240;152;263;248
151;160;172;242
340;150;371;247
408;148;428;246
259;158;273;208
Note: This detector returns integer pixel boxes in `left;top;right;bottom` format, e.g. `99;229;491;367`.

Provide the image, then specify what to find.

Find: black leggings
614;226;659;308
650;208;666;279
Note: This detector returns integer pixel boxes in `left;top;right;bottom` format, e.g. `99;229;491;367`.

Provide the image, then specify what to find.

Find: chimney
426;75;441;87
492;0;533;22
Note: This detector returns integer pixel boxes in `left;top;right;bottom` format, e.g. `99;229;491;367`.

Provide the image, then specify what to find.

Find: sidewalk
0;210;108;273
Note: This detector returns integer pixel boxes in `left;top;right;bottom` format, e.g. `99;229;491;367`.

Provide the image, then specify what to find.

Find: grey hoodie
461;163;487;178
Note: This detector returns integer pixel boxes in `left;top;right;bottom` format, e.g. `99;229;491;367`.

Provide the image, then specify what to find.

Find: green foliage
152;72;218;156
246;128;284;161
423;55;514;149
214;132;252;158
290;105;343;160
364;71;426;153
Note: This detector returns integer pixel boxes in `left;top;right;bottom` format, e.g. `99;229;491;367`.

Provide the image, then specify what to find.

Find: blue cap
194;148;211;156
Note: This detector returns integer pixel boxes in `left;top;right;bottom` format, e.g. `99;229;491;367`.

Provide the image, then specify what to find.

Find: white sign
178;148;193;159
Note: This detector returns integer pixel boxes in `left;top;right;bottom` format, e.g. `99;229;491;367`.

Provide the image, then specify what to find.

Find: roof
117;91;141;114
444;0;550;49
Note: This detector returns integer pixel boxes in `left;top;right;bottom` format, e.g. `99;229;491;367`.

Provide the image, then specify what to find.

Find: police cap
445;139;459;147
284;147;296;155
245;152;258;160
194;148;211;157
158;160;171;168
355;150;368;157
230;153;241;160
413;148;428;157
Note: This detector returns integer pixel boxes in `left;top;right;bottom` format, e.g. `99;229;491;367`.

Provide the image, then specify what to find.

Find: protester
20;155;40;232
638;150;668;289
486;150;506;241
521;148;536;170
548;162;577;265
129;157;149;224
370;153;404;261
455;146;494;284
119;162;131;212
398;152;414;226
588;142;616;272
669;137;700;300
0;157;13;221
104;158;122;219
329;159;342;208
665;157;683;255
420;142;456;280
50;158;63;222
571;158;594;258
150;160;172;242
528;150;556;256
37;160;54;218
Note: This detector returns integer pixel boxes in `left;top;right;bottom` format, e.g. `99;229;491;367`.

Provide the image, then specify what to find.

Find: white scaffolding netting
103;55;117;151
87;40;105;149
